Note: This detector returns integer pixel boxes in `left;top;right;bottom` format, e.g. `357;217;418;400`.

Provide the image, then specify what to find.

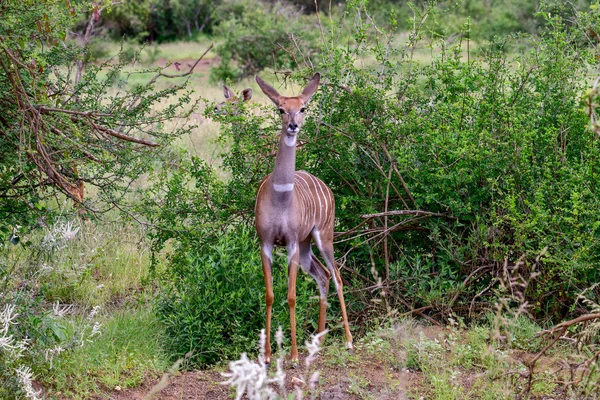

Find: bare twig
146;44;213;86
361;210;455;219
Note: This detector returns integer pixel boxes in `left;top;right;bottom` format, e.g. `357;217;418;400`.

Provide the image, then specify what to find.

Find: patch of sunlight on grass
155;36;219;61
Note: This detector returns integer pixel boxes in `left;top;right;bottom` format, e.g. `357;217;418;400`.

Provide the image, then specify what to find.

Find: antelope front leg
287;244;300;365
261;246;274;364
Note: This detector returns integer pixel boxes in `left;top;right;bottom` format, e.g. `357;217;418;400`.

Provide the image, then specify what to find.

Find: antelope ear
300;72;321;103
223;85;233;99
255;76;281;105
241;88;253;102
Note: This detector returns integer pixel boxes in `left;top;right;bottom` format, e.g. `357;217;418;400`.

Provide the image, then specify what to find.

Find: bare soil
95;344;421;400
95;326;449;400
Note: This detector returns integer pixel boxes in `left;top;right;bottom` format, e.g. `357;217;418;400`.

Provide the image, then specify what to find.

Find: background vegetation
1;0;599;398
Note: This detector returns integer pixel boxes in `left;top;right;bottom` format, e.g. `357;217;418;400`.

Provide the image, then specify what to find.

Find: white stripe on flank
295;177;310;226
316;179;328;221
307;174;322;223
295;173;312;214
273;183;294;192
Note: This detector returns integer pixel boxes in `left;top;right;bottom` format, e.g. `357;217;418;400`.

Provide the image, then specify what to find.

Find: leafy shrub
285;3;599;321
156;227;318;366
210;0;320;82
145;2;600;371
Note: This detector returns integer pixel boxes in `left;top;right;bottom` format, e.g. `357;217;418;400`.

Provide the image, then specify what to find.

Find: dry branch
361;210;456;219
147;44;213;86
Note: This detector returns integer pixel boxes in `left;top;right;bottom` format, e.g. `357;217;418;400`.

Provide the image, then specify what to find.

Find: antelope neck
271;129;297;193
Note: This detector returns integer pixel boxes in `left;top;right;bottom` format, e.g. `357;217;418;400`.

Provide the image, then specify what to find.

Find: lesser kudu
254;73;353;365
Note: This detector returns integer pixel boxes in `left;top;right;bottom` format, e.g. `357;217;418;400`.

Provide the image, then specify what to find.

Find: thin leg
320;244;353;350
287;244;300;364
299;240;330;341
331;264;353;349
261;245;274;363
311;255;330;339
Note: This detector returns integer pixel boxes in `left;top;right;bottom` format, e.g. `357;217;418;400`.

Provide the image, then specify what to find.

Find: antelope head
215;85;252;114
255;73;320;136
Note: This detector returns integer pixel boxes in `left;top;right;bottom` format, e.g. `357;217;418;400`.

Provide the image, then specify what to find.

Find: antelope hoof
290;358;299;369
346;342;354;351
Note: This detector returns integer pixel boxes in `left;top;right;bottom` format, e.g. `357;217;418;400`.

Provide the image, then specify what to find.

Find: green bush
156;227;318;366
210;0;320;82
145;3;600;369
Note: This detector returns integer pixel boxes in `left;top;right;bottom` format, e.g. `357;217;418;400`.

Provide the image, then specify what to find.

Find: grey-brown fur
254;73;353;364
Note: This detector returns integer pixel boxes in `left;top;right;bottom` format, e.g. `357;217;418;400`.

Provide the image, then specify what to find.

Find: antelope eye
300;107;306;113
278;108;285;114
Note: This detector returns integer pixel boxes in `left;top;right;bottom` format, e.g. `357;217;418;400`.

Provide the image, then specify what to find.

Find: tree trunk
198;13;211;33
194;8;202;31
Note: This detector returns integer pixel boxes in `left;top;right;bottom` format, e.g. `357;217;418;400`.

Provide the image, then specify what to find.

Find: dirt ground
95;327;449;400
97;353;420;400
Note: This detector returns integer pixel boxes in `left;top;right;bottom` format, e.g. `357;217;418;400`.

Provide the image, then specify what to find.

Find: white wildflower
309;371;320;392
275;326;284;349
15;366;41;400
0;333;16;350
305;330;327;368
0;304;18;333
222;328;329;400
52;301;73;318
41;220;80;250
57;220;80;241
221;353;270;400
88;305;100;320
38;264;53;274
89;322;102;338
0;304;27;358
45;346;65;369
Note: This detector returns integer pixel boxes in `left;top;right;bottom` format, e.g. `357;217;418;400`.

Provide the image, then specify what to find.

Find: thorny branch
0;31;209;207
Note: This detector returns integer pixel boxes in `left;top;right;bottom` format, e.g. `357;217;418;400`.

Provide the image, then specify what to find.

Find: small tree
0;0;201;237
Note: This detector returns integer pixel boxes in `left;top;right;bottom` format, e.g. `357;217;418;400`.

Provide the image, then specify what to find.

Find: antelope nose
288;123;298;130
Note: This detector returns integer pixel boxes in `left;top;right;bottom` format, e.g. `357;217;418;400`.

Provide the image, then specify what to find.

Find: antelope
254;73;353;365
215;84;252;114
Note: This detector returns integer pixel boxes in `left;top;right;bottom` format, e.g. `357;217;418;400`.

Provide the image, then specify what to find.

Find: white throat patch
284;135;297;147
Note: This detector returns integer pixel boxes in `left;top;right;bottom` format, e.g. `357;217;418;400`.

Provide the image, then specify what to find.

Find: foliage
155;226;317;367
211;0;321;82
0;214;161;398
96;0;220;41
0;0;196;237
0;2;186;392
285;2;600;321
147;0;600;344
43;308;168;399
367;0;595;43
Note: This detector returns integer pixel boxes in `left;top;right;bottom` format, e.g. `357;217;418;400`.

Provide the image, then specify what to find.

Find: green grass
1;213;168;399
33;219;151;307
40;307;168;399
